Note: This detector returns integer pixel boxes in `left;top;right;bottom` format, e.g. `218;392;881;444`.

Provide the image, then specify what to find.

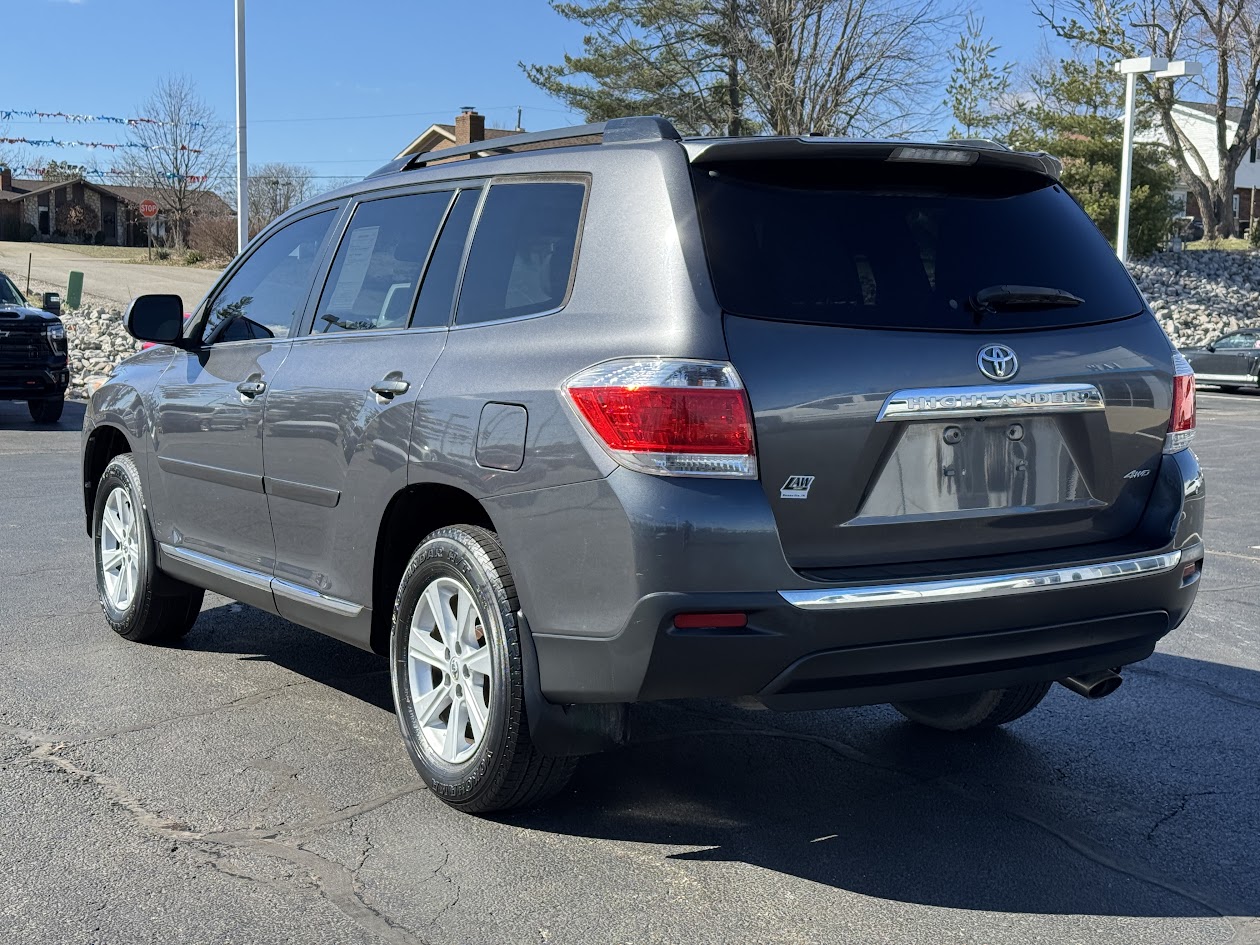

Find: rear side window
692;160;1144;331
456;181;585;325
412;190;478;329
314;191;452;334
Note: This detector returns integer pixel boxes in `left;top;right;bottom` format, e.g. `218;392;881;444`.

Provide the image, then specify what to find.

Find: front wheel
390;525;576;813
892;681;1052;732
29;396;64;424
92;453;204;644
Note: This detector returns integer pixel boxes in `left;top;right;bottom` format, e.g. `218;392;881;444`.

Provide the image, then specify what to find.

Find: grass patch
1184;238;1252;251
6;241;154;261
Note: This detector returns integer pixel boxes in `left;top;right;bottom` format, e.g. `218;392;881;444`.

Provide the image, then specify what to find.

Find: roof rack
365;116;681;179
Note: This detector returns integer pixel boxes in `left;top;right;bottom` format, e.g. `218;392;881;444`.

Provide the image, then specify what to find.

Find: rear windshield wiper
969;285;1084;314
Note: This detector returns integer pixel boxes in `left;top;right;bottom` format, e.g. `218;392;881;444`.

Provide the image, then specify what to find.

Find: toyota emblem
977;344;1019;381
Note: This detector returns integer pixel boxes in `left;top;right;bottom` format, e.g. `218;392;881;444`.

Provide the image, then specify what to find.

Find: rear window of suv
692;159;1144;331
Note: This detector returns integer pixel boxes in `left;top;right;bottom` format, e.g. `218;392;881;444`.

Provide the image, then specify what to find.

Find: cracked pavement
0;392;1258;944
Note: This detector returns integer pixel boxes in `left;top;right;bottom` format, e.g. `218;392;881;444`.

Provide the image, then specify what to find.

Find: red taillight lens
1170;374;1196;432
568;387;753;454
565;359;757;478
1165;354;1196;453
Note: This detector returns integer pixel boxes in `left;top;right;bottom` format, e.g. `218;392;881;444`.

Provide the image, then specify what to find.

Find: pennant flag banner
0;136;202;153
0;109;204;129
8;165;210;183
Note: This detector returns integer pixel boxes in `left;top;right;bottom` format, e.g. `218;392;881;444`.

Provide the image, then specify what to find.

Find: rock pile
1129;250;1260;346
61;307;142;399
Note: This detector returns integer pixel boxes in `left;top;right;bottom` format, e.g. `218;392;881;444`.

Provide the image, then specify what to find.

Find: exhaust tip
1058;670;1123;700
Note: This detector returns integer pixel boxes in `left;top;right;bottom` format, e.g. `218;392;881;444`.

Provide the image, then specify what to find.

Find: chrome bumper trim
780;550;1184;611
877;383;1105;422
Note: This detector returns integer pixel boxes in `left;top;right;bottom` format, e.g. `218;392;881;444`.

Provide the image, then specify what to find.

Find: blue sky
3;0;1045;185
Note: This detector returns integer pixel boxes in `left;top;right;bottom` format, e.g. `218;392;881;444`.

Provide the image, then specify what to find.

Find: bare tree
248;162;315;235
121;75;230;250
1034;0;1260;239
733;0;957;136
525;0;956;138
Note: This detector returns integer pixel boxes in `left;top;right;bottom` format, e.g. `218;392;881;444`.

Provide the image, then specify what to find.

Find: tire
28;396;64;424
892;681;1052;732
390;525;576;813
92;453;204;644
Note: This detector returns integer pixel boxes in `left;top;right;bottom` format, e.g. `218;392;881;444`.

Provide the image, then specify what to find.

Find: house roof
395;122;522;160
1177;100;1247;124
99;185;232;216
0;176;231;215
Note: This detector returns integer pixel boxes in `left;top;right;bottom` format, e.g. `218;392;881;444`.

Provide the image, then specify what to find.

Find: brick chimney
455;107;485;146
0;167;11;192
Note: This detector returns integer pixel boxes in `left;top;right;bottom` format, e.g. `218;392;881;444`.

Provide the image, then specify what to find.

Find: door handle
371;377;410;399
236;379;267;398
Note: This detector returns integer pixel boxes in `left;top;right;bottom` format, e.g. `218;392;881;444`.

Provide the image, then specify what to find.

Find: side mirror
125;294;187;346
41;292;61;316
1206;343;1216;352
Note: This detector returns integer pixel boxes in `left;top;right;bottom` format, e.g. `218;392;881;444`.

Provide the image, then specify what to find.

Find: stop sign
139;199;160;219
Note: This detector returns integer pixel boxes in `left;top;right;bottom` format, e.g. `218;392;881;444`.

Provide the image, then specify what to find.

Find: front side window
314;191;453;334
1217;331;1259;349
201;209;337;344
455;181;585;325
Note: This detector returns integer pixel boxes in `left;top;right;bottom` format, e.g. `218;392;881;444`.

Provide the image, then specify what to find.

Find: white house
1154;101;1260;228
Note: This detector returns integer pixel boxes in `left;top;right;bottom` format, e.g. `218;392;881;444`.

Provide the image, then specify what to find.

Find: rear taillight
564;358;757;478
1164;353;1196;454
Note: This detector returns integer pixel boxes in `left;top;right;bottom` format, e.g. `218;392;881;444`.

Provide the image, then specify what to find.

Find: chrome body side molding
780;549;1186;611
158;543;362;618
877;383;1105;422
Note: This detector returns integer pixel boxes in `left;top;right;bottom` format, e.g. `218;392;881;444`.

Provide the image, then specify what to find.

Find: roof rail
365;115;681;179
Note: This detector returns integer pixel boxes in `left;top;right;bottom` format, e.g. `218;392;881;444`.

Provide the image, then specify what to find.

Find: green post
66;270;84;310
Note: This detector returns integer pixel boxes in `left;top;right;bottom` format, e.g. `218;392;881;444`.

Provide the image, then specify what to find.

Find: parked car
0;271;69;423
1180;327;1260;392
82;119;1206;813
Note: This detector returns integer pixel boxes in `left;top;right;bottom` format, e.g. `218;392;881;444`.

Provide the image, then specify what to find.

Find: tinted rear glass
692;160;1143;331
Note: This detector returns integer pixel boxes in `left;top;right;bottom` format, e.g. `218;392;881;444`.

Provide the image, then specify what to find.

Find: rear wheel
893;681;1052;732
93;453;204;644
390;525;576;813
28;396;64;424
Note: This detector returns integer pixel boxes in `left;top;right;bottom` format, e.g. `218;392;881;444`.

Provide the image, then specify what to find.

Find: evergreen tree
944;13;1011;139
1010;48;1175;258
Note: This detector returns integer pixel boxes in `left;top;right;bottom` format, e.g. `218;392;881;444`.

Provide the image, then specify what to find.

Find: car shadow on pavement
0;399;86;430
183;603;1256;921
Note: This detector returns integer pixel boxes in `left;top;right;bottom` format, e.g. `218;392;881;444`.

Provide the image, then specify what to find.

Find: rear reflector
673;612;748;629
565;359;757;478
1164;353;1196;454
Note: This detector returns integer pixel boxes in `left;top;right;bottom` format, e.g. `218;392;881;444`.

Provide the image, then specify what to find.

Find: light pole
235;0;249;255
1115;55;1202;263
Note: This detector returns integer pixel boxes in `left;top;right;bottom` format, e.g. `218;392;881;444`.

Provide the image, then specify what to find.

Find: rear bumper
486;449;1205;708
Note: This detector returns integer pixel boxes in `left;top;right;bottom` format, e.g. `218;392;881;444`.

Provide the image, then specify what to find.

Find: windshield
692;159;1144;331
0;275;26;307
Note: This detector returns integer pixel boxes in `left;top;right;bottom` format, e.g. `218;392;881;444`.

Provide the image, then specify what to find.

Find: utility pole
235;0;249;255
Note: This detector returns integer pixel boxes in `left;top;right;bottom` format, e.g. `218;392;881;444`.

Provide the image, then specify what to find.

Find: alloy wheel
407;576;494;764
99;485;141;612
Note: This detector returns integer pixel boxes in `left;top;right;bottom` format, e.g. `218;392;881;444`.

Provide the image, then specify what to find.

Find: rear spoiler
681;137;1063;181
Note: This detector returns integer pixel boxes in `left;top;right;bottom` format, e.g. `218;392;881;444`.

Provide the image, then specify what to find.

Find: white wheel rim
99;485;142;613
407;576;493;765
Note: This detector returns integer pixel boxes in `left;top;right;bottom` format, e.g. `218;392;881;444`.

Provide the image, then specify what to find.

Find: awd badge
780;475;815;499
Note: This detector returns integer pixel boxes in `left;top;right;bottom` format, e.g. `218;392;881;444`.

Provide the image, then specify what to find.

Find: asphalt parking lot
1;389;1257;945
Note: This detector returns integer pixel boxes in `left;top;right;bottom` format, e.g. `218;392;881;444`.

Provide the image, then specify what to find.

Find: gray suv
82;118;1205;813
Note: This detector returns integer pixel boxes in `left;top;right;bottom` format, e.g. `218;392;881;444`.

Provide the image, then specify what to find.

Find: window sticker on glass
327;226;380;313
